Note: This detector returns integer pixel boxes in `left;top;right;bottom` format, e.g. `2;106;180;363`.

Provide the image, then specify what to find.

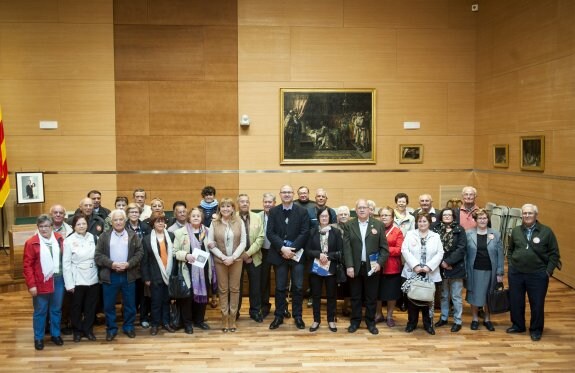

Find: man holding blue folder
343;199;389;335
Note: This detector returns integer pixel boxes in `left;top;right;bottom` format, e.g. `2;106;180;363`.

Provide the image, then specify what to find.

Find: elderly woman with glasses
23;214;66;350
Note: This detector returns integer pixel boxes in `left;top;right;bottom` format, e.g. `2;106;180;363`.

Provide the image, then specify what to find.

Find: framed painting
520;136;544;171
493;144;509;168
399;144;423;164
15;172;45;204
280;88;376;165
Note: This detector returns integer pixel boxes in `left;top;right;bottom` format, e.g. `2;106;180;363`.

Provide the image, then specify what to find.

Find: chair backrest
503;207;523;252
490;205;509;238
485;202;496;214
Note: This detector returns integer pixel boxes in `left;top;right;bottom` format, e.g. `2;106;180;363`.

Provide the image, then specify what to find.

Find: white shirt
359;220;369;262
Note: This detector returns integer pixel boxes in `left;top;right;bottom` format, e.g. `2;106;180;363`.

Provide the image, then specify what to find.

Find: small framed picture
399;144;423;164
520;136;545;171
15;172;45;204
493;144;509;168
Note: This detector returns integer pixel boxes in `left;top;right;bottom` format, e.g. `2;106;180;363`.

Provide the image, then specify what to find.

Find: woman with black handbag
305;207;343;333
173;207;215;334
401;212;444;335
465;209;504;331
141;212;176;336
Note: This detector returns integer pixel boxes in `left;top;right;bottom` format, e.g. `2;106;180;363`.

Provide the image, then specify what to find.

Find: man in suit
69;197;105;237
236;194;265;322
258;192;276;319
267;185;310;330
343;198;389;335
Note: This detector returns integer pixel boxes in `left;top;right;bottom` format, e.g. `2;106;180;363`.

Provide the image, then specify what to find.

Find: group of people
23;185;561;351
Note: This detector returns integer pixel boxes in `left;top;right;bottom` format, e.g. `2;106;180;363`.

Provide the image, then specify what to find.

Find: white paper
191;248;209;268
291;248;304;262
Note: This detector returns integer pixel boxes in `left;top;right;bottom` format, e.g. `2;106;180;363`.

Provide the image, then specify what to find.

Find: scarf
438;222;456;252
39;233;61;282
150;230;173;286
186;223;216;303
200;199;219;210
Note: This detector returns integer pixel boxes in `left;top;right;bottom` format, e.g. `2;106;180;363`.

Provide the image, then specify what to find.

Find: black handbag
335;259;347;284
168;263;191;299
169;301;183;330
487;282;510;314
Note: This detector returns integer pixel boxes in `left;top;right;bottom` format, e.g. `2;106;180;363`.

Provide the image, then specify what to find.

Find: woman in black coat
431;208;467;332
141;212;176;335
305;207;343;333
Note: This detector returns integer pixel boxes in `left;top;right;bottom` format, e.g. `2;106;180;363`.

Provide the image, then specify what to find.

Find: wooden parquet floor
1;278;574;372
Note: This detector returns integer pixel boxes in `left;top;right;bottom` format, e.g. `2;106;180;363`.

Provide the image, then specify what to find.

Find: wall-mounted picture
521;136;545;171
280;88;376;165
493;144;509;168
15;172;45;204
399;144;423;164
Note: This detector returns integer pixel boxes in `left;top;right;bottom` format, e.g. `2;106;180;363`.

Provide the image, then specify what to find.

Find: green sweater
508;222;560;275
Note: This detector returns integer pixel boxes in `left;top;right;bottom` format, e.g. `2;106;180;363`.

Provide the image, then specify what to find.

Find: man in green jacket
506;204;560;342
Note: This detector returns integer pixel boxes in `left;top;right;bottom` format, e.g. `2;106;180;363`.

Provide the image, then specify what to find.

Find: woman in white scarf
22;214;66;351
141;212;175;336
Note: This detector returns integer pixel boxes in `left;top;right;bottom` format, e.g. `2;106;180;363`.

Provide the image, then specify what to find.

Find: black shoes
73;333;82;342
294;318;305;329
470;321;479;330
328;322;337;332
123;330;136;338
163;324;176;333
309;322;320;332
483;321;495;332
531;331;542;341
367;325;379;335
184;327;194;334
347;324;359;333
435;319;448;328
506;325;526;334
85;332;97;341
405;324;416;333
193;322;211;330
269;317;283;330
106;332;117;341
451;324;462;333
250;314;263;323
283;309;291;319
34;339;44;350
150;326;158;336
424;326;435;335
51;336;64;346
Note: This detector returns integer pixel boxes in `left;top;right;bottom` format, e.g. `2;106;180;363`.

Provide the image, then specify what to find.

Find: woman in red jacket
375;207;404;327
23;214;66;351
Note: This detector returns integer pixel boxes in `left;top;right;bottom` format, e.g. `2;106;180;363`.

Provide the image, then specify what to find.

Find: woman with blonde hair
207;198;246;332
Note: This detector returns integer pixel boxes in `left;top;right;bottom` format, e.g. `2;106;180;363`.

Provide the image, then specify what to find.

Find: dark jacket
343;217;389;273
508;221;560;275
432;222;467;279
94;229;143;283
266;204;310;266
305;226;343;274
141;231;175;285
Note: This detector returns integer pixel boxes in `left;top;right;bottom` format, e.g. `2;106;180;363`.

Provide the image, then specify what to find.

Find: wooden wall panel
238;27;290;82
290;27;397;82
58;0;113;23
0;0;59;22
115;81;150;136
203;26;238;82
147;0;237;26
238;0;343;27
447;82;475;136
148;81;238;136
117;175;208;194
113;0;148;25
0;23;113;80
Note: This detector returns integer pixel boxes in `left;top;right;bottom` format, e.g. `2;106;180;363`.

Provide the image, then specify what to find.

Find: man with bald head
412;194;438;227
69;198;105;237
266;185;310;330
50;204;73;237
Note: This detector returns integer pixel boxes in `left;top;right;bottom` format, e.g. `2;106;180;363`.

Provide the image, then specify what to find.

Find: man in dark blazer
343;198;389;335
266;184;310;330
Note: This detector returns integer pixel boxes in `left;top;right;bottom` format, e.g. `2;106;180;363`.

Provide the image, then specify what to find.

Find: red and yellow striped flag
0;106;9;207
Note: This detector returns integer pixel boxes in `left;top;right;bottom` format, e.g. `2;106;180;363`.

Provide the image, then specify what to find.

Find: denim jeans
32;275;65;340
439;278;464;325
102;272;136;333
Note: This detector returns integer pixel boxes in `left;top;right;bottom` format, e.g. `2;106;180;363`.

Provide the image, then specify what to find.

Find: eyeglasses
380;214;392;217
38;225;52;229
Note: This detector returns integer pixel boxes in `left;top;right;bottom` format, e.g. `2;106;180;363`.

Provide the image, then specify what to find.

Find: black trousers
136;278;151;323
70;283;99;335
407;299;432;328
150;282;171;327
260;249;272;313
508;267;549;333
349;263;379;327
179;296;207;327
238;261;262;317
310;273;337;322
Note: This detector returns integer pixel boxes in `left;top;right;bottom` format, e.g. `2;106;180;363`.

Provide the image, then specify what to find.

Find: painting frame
399;144;423;164
493;144;509;168
15;172;45;204
280;88;376;165
520;136;545;171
